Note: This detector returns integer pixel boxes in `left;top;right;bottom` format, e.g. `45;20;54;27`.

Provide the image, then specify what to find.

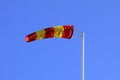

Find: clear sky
0;0;120;80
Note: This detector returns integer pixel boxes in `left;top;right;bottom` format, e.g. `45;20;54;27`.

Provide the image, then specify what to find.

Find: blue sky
0;0;120;80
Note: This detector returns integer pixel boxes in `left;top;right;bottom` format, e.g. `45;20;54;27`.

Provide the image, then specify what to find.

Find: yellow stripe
36;30;45;40
54;26;64;38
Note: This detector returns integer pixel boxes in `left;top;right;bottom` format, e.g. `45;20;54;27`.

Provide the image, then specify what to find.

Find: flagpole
82;32;85;80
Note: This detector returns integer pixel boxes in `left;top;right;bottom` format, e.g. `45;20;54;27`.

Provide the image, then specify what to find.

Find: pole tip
82;32;84;37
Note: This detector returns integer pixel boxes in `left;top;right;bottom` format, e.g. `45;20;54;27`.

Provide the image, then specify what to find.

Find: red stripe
62;25;74;39
44;27;54;38
25;32;37;42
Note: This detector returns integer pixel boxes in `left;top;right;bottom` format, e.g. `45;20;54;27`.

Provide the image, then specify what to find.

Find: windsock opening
25;32;37;42
25;36;29;42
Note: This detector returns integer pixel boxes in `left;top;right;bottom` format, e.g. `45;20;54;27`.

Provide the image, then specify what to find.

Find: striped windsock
25;25;74;42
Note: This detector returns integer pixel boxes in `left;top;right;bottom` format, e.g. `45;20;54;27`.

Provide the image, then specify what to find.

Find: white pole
82;32;85;80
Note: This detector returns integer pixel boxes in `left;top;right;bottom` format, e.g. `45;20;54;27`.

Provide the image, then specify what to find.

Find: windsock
25;25;74;42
